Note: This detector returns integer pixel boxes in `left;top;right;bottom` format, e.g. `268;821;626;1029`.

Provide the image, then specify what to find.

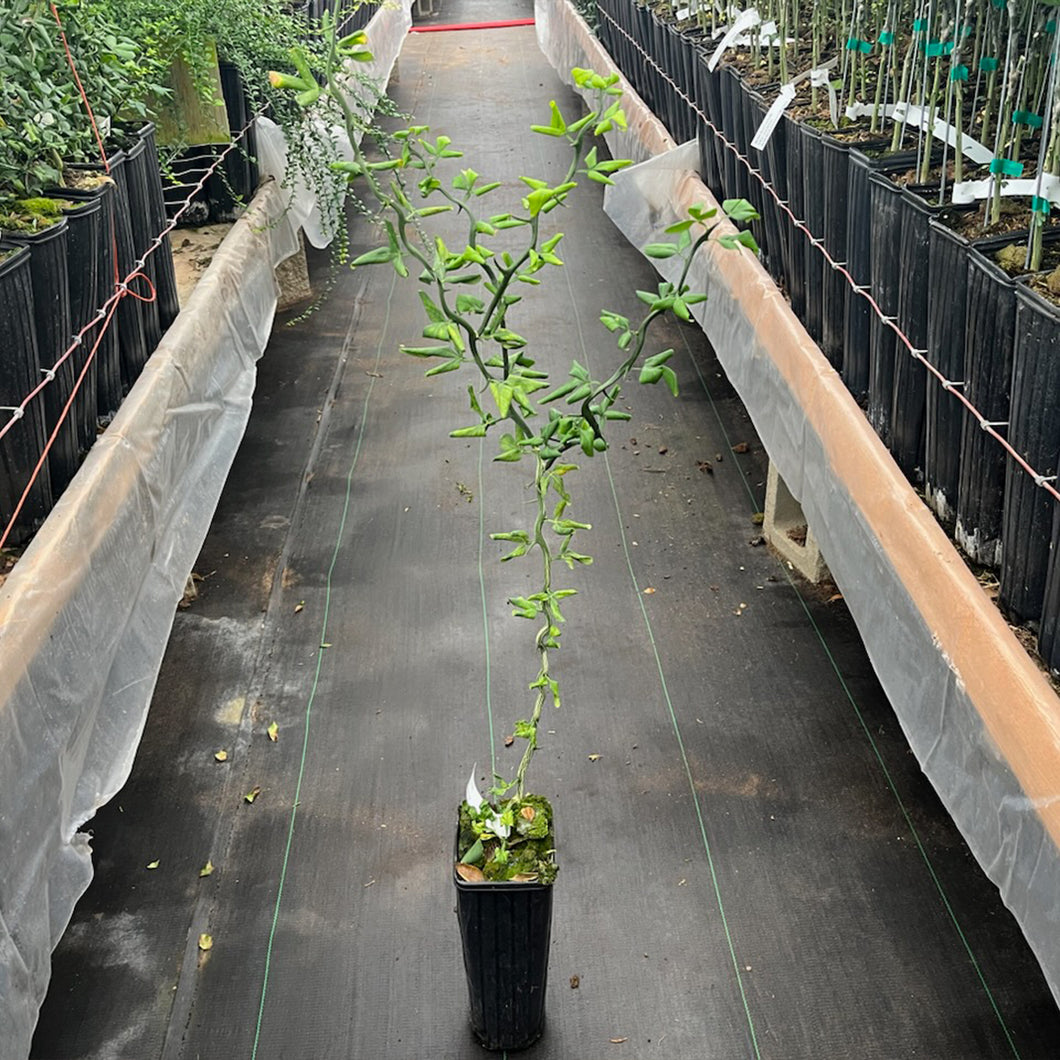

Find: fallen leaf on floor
643;587;656;595
715;452;723;462
658;445;668;455
244;787;261;804
610;1038;629;1044
570;975;580;989
709;584;719;592
504;734;515;747
321;642;332;649
199;860;214;878
456;863;485;883
198;933;213;952
364;879;376;888
294;601;304;614
214;750;228;762
588;754;601;762
828;593;844;603
366;371;382;378
749;535;765;547
732;442;750;453
678;878;687;886
750;512;764;525
146;860;160;870
267;722;279;742
629;437;637;446
697;460;713;474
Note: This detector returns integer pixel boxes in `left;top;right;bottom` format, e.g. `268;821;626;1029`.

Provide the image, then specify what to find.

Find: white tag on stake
708;8;761;71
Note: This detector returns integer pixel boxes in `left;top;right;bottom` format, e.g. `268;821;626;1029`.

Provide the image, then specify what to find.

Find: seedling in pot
270;25;759;884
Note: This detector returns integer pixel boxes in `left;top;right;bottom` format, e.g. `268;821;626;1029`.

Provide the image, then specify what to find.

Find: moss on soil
458;794;557;884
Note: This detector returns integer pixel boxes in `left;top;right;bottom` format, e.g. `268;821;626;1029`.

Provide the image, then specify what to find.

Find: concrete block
763;461;830;583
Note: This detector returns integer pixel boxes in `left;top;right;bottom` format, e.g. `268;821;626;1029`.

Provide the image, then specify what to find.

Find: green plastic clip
924;41;944;56
989;157;1024;177
913;17;928;30
990;0;1005;8
846;37;872;53
1032;196;1052;215
878;30;895;45
1012;110;1044;128
951;64;969;81
1048;19;1057;33
979;56;999;72
962;25;974;36
943;41;955;54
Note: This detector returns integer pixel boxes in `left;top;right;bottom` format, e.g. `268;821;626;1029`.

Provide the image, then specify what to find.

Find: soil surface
170;222;235;306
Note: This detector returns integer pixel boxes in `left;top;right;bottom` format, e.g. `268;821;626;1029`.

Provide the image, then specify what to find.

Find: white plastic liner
537;0;1060;1010
0;4;410;1055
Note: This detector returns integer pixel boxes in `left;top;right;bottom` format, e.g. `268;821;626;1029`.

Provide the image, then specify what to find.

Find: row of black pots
162;61;260;226
598;0;1060;669
0;122;179;546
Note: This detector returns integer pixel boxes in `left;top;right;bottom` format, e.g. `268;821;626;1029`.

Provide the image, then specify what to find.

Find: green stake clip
924;40;944;56
979;56;998;73
846;37;872;53
1031;196;1051;215
1048;19;1057;34
878;30;895;45
989;158;1024;177
913;17;928;30
950;64;969;81
1012;110;1044;128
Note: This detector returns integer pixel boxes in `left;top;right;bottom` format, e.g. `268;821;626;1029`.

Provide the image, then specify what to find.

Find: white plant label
845;101;993;164
750;59;838;149
708;8;761;71
951;173;1060;206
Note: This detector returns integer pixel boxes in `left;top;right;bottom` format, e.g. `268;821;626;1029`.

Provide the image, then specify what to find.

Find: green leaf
450;424;488;438
639;365;663;385
722;198;760;223
490;382;514;417
660;365;679;397
424;359;464;376
419;291;446;323
514;719;537;740
643;242;679;259
351;246;393;267
401;345;452;358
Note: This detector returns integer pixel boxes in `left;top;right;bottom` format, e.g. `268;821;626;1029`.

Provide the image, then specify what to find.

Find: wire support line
596;8;1060;508
0;117;259;551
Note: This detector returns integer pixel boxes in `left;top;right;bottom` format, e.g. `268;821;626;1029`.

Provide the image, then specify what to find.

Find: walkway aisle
33;10;1060;1060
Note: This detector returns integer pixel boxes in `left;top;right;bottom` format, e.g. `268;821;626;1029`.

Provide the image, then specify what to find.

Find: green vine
272;26;759;880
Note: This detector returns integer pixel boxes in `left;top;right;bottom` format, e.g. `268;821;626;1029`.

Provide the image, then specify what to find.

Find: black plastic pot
999;283;1060;625
127;121;181;332
0;241;53;544
116;129;163;356
7;217;79;496
454;845;554;1051
800;125;826;347
54;193;103;457
890;188;938;480
1037;503;1060;671
741;85;776;275
694;52;726;199
818;133;852;370
782;112;808;322
924;218;969;529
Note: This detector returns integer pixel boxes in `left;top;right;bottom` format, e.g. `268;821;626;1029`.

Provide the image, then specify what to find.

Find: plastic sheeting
537;0;1060;1012
0;4;410;1055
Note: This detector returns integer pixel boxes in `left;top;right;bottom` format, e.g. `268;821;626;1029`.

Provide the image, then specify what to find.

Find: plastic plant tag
750;84;797;150
466;767;484;811
675;4;692;18
464;767;510;839
751;58;837;150
708;8;761;71
951;173;1060;206
845;101;992;163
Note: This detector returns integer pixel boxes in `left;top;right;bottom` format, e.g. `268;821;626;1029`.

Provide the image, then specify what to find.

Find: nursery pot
454;836;554;1051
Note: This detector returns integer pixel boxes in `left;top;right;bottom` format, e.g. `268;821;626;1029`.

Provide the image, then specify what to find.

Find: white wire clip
941;379;965;391
0;406;25;421
1034;474;1057;487
40;368;56;382
980;420;1009;431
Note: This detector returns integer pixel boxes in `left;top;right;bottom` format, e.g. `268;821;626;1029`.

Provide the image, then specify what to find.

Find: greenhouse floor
30;5;1060;1058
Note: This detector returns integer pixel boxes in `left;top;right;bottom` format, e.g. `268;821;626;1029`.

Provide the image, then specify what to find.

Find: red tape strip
409;18;535;32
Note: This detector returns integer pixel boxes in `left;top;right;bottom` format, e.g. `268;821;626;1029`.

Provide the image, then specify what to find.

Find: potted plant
270;19;758;1050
